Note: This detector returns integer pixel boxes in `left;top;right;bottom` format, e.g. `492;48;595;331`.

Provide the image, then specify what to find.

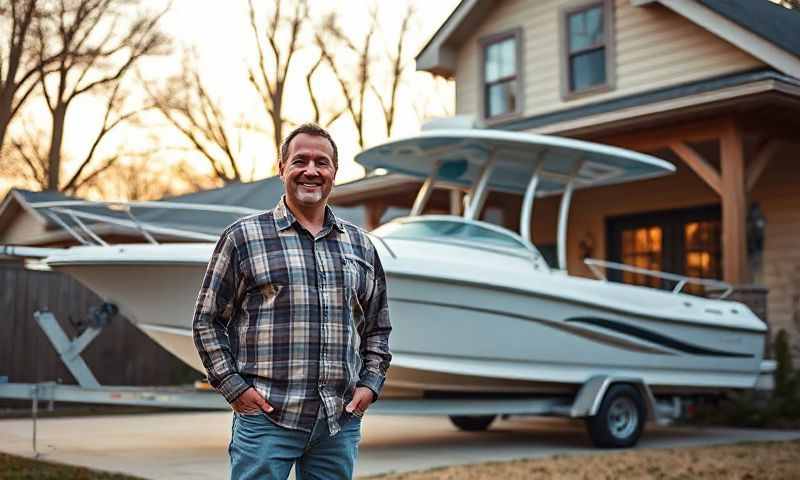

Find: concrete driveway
2;411;800;479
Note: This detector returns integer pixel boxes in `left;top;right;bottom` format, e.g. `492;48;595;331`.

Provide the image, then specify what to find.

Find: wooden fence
0;262;200;394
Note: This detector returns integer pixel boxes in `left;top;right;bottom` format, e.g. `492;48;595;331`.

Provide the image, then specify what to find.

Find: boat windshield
374;217;531;252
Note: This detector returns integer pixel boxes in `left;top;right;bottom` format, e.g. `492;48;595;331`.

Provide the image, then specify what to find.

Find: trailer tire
449;415;496;431
585;384;645;448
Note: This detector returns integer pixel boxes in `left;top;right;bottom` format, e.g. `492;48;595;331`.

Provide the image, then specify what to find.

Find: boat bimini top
355;128;676;271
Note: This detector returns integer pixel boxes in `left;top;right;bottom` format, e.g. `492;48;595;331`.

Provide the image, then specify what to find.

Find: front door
606;206;721;293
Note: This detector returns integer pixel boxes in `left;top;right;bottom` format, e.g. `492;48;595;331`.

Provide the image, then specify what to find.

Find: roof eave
415;0;486;77
492;69;800;136
416;52;457;79
330;173;421;205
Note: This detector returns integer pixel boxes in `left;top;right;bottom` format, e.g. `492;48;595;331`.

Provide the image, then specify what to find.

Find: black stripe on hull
566;317;753;358
390;297;754;359
391;298;673;355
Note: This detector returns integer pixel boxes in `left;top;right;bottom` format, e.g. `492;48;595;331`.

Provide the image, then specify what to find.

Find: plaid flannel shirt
192;197;392;434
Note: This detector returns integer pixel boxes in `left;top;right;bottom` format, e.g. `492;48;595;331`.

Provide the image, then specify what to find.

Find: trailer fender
570;375;657;421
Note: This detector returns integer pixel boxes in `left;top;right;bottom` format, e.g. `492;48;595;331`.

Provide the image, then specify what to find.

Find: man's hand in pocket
231;387;273;415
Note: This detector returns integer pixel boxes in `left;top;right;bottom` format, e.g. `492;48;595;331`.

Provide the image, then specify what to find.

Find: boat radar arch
356;129;675;271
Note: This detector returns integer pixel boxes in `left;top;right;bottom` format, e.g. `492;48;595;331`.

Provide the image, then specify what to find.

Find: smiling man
192;123;392;480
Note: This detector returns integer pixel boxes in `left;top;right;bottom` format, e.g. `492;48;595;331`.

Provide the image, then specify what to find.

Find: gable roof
145;176;366;231
0;189;77;232
417;0;800;78
161;176;284;210
699;0;800;58
0;177;368;246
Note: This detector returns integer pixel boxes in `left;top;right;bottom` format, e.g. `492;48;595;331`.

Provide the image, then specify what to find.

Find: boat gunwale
386;270;767;334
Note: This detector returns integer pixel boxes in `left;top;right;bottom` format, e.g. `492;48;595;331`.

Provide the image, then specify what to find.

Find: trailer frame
1;309;685;453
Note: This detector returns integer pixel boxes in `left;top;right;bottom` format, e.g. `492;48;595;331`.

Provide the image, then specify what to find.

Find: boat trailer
1;309;691;452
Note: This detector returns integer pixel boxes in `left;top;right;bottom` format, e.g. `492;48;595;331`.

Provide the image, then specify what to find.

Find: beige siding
0;211;47;244
455;0;765;119
752;145;800;349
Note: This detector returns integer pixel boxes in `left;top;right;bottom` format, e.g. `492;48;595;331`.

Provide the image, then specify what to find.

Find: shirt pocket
342;254;374;300
243;251;289;309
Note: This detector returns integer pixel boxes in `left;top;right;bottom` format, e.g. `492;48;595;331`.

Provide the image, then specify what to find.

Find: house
337;0;800;355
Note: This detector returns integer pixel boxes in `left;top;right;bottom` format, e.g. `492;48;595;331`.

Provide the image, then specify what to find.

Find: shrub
772;329;800;418
691;329;800;428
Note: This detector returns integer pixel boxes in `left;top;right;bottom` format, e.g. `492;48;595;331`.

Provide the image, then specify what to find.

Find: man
192;123;392;480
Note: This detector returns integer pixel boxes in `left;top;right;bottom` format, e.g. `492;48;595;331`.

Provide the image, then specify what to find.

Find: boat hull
385;272;765;394
53;252;767;397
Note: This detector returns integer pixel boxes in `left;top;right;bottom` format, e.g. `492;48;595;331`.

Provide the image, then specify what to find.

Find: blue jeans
229;411;362;480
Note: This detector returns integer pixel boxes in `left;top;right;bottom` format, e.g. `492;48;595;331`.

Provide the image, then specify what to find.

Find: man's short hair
279;123;338;170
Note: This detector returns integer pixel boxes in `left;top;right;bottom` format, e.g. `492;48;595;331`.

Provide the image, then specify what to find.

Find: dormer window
481;29;522;120
560;0;615;99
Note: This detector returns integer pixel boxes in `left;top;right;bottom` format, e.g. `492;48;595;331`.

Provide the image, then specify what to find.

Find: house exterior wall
527;153;719;276
454;0;765;120
752;144;800;350
0;210;47;244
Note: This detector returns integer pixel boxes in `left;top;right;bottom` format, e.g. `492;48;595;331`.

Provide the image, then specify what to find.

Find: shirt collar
274;196;344;233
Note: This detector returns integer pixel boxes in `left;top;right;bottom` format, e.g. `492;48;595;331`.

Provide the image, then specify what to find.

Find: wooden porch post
720;121;747;284
449;190;463;216
365;202;388;231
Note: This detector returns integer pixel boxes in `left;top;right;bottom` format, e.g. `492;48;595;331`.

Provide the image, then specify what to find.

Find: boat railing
28;200;260;246
583;258;733;299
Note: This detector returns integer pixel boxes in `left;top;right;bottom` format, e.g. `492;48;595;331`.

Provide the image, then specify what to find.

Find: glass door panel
620;226;662;288
683;220;721;294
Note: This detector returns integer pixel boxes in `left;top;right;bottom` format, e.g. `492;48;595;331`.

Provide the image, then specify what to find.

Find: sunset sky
155;0;457;182
1;0;461;198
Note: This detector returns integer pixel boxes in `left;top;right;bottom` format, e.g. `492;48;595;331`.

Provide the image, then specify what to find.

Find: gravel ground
361;439;800;480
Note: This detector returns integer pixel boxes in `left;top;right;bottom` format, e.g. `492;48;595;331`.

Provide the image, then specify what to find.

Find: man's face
279;133;336;209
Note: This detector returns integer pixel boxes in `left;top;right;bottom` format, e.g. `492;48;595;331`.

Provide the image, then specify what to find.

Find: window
560;0;614;98
481;30;521;119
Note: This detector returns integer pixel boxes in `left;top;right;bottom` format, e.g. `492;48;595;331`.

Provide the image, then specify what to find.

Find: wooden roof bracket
668;141;722;196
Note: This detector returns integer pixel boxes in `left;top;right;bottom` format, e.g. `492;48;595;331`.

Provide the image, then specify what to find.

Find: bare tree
304;54;344;129
6;79;153;194
145;51;248;184
61;81;152;194
412;72;455;125
316;12;377;149
89;155;183;201
247;0;305;166
0;0;55;151
36;0;170;191
3;113;48;186
370;5;414;138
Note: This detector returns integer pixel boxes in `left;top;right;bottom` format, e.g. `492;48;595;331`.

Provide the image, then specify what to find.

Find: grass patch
0;452;144;480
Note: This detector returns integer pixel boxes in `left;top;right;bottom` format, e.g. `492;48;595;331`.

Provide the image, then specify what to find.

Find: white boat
38;129;770;400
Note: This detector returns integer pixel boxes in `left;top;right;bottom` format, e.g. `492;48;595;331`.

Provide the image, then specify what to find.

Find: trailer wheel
449;415;496;431
585;384;645;448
